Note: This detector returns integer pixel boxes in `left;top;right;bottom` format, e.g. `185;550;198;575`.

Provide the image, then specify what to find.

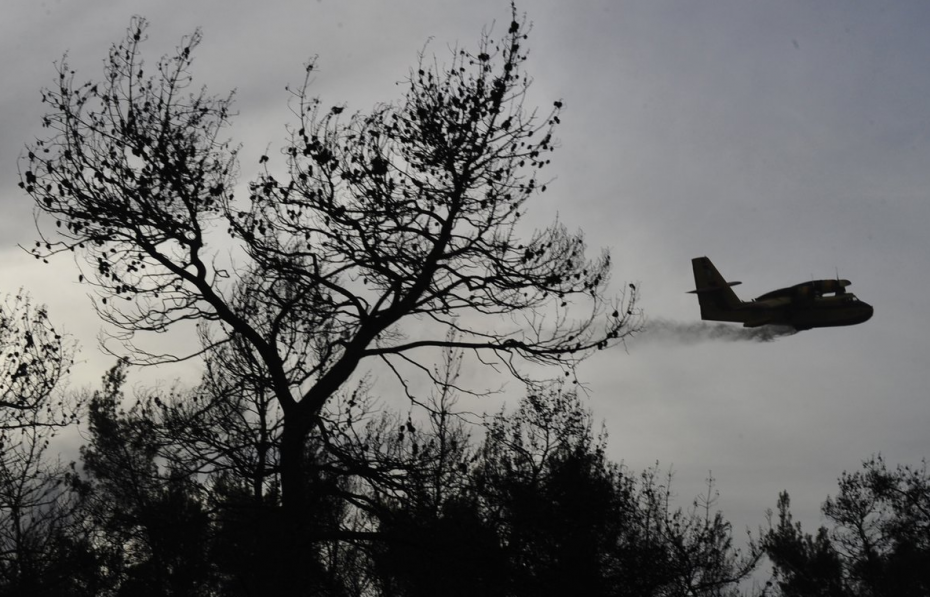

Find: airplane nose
860;302;874;323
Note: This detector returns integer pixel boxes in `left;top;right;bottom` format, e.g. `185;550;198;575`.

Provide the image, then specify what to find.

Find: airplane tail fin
689;257;744;321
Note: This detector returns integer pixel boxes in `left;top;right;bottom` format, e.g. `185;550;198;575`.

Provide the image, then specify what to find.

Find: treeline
762;455;930;597
2;301;928;596
0;333;757;596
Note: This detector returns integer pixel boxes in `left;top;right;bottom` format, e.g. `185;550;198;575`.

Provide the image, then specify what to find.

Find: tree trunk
278;412;316;594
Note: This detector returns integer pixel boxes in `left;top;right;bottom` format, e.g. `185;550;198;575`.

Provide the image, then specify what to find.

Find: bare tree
0;293;75;433
156;328;284;506
0;293;83;594
20;6;638;534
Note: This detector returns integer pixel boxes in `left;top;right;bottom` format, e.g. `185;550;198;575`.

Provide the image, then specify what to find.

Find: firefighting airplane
689;257;873;331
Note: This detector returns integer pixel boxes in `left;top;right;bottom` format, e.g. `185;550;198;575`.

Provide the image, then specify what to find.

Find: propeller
835;267;849;295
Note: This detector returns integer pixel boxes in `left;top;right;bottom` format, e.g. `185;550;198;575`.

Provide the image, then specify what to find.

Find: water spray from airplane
636;319;797;346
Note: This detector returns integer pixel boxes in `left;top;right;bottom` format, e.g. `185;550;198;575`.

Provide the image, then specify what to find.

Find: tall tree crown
22;12;635;397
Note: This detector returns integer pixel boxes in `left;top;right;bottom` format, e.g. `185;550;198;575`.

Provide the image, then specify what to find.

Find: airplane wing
743;318;776;328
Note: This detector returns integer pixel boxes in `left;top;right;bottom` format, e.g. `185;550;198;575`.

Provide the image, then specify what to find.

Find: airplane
689;256;873;330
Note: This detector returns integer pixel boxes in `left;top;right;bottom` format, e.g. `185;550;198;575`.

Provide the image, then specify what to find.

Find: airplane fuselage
724;294;874;330
690;257;873;331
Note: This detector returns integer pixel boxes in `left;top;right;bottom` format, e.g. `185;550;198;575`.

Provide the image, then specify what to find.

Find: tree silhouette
78;362;216;596
354;378;759;597
762;456;930;597
762;492;847;597
20;7;639;560
0;294;86;596
64;362;355;596
0;343;765;595
154;329;284;506
473;386;758;597
0;293;75;432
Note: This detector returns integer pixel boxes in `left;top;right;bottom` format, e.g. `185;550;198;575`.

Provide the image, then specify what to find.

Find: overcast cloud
2;0;929;560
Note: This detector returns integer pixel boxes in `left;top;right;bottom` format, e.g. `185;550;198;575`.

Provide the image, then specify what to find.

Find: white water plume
633;319;798;346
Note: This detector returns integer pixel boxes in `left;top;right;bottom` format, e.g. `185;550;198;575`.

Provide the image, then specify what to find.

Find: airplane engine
820;279;851;295
799;279;851;297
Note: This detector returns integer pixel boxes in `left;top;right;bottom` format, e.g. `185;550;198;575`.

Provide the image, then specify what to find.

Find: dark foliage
762;456;930;597
369;386;759;597
0;355;760;596
0;295;85;597
79;362;216;596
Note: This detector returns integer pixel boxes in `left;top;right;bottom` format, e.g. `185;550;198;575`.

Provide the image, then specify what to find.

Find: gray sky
3;0;929;563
